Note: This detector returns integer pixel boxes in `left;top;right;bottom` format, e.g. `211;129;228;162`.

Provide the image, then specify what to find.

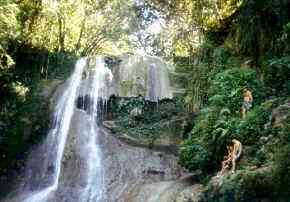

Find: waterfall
115;54;173;101
21;58;87;202
80;56;112;201
17;56;112;202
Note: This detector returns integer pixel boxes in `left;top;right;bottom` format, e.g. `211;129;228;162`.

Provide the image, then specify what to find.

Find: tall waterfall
22;58;87;202
15;56;112;202
79;56;112;201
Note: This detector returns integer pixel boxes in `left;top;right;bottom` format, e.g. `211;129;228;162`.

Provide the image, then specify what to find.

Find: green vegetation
201;169;275;201
0;0;290;201
157;0;290;200
109;97;188;148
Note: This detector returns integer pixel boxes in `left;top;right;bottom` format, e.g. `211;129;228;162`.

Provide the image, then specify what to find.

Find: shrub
179;139;210;171
264;56;290;96
209;68;265;115
179;107;239;172
202;170;274;202
111;97;186;145
235;101;273;145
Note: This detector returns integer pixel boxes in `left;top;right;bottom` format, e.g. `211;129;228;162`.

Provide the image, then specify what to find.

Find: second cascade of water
80;56;113;202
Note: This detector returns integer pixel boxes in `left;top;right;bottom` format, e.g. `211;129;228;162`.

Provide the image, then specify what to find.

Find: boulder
270;101;290;128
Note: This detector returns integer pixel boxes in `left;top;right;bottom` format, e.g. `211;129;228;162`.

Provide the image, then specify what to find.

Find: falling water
5;54;175;202
80;56;112;201
115;54;172;101
21;58;87;202
18;56;113;202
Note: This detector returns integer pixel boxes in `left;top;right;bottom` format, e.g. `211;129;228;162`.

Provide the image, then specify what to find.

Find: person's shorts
243;101;252;111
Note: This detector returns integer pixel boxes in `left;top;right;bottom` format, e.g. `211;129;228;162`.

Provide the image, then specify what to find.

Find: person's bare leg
219;163;228;176
241;107;246;119
231;156;236;173
220;161;226;175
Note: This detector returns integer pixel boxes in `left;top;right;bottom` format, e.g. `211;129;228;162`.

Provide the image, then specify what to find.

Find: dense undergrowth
108;97;189;147
176;1;290;201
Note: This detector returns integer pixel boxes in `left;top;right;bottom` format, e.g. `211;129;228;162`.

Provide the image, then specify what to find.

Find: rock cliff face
53;108;185;202
270;101;290;128
4;108;201;202
58;108;203;202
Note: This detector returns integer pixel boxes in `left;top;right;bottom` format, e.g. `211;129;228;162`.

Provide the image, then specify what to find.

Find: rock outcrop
270;101;290;128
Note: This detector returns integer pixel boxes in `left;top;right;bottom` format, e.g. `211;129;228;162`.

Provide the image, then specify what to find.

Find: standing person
241;87;253;119
231;139;242;173
217;139;243;176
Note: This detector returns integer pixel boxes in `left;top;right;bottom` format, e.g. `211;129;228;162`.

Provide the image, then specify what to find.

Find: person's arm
249;91;253;102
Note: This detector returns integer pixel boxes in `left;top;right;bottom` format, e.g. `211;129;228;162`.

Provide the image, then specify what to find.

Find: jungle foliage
108;97;188;148
0;0;290;200
167;0;290;201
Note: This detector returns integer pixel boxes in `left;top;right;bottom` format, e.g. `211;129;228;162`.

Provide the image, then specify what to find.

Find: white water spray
81;56;112;202
116;54;172;101
22;58;87;202
18;56;113;202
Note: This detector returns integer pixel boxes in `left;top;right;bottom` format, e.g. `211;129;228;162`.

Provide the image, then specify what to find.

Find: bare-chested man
241;87;253;119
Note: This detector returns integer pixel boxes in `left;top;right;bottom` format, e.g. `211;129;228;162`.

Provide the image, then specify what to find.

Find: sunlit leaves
144;0;244;57
14;0;138;55
0;2;20;43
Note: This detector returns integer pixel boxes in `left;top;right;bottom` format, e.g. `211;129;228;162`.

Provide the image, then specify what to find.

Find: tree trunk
75;18;86;51
58;14;65;52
